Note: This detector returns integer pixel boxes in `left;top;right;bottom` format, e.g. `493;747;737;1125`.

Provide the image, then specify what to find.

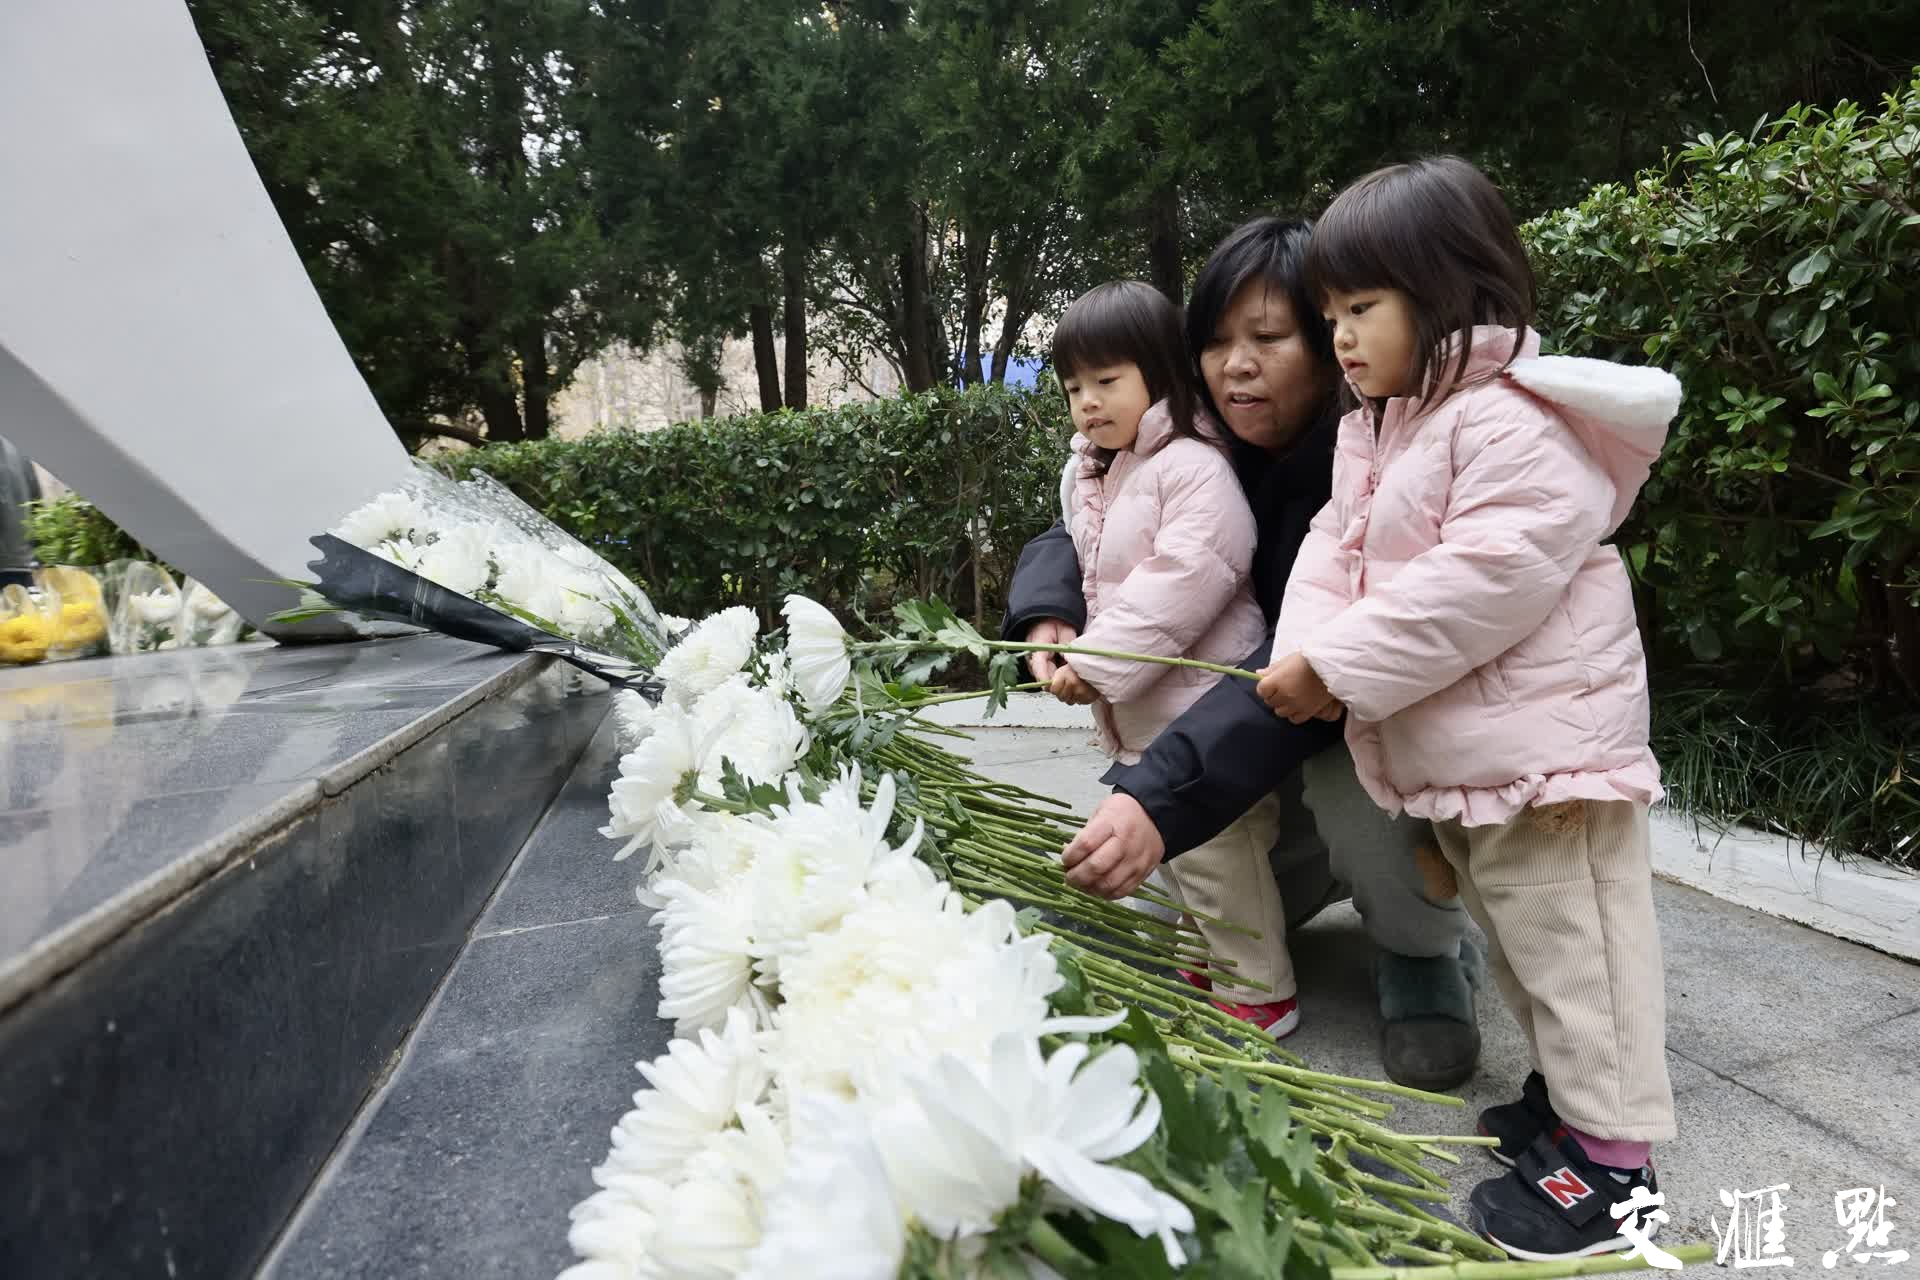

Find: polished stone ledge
0;635;608;1278
1;636;553;1013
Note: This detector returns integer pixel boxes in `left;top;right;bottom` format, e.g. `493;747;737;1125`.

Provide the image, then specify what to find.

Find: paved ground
956;725;1920;1255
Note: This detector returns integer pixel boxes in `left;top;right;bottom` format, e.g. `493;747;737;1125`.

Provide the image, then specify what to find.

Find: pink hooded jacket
1273;327;1681;826
1063;401;1268;764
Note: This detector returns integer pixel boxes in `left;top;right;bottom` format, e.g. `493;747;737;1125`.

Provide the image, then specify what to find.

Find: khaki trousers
1434;800;1675;1142
1159;792;1293;1003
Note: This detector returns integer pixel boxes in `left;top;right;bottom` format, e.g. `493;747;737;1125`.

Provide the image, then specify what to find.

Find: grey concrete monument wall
0;0;413;634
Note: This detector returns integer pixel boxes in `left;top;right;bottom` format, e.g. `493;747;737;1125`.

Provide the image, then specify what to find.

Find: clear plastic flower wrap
104;560;184;655
281;461;671;692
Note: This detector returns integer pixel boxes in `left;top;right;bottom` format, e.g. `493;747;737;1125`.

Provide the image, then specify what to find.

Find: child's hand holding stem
1257;653;1344;724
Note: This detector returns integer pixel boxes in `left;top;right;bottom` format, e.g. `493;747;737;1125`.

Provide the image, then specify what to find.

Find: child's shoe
1211;995;1300;1037
1469;1129;1661;1261
1477;1070;1558;1166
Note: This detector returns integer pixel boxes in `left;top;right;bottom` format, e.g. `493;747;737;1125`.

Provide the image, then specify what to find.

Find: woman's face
1198;282;1332;454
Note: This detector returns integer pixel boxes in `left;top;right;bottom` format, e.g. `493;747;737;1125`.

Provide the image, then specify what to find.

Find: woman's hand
1062;792;1166;899
1048;662;1097;706
1257;653;1343;724
1024;617;1079;682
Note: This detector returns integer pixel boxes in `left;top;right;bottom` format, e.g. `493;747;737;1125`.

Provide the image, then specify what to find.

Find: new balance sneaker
1478;1070;1558;1167
1211;995;1301;1037
1470;1129;1661;1261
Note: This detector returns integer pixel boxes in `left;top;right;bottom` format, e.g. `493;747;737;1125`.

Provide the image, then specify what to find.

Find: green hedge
445;383;1072;631
1525;73;1920;698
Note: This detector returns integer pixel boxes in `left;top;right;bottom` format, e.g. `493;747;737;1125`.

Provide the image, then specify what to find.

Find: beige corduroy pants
1434;799;1675;1142
1159;792;1293;1004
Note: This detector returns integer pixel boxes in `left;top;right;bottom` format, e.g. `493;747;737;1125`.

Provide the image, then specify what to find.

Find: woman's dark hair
1184;217;1341;436
1304;154;1535;404
1051;281;1205;461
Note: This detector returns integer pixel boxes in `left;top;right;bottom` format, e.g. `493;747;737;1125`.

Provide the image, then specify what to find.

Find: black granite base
0;642;604;1279
262;719;670;1279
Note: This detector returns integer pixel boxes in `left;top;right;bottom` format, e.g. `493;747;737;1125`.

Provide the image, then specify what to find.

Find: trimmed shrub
1525;74;1920;698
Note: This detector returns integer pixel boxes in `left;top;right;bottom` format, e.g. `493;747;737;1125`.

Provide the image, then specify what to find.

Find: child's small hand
1256;653;1340;724
1048;662;1098;706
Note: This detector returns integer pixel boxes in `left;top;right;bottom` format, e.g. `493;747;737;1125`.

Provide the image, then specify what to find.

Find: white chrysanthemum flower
747;769;923;978
555;569;616;638
741;1093;905;1280
333;490;427;549
875;1034;1193;1264
128;588;182;625
772;862;1064;1099
599;1008;771;1185
780;595;851;712
413;523;495;596
758;649;795;700
491;542;564;621
602;704;707;862
647;1147;764;1280
612;690;656;753
661;614;694;636
183;580;233;622
653;874;771;1037
689;676;809;790
372;537;424;572
657;607;759;707
561;1180;666;1280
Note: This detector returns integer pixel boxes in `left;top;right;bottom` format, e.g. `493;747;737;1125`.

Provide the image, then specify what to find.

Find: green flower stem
946;842;1202;941
1127;885;1265;938
1023;1218;1094;1274
1327;1243;1716;1280
886;681;1047;710
1337;1169;1452;1205
685;788;755;815
1176;1049;1467;1109
858;636;1263;682
1336;1202;1506;1262
1037;926;1231;977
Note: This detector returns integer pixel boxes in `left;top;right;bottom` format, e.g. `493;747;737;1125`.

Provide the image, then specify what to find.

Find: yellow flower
0;613;54;664
57;601;106;648
42;566;105;604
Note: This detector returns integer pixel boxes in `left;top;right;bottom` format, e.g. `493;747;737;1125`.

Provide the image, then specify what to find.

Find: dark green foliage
1527;76;1920;699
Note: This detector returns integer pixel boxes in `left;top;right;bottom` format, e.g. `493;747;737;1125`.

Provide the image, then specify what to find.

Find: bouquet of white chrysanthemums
285;464;671;687
562;599;1588;1280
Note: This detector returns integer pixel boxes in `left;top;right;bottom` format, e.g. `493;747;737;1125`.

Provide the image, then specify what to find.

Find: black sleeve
1100;629;1342;858
1000;518;1087;640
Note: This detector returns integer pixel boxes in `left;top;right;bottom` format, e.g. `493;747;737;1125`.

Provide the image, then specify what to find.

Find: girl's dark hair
1304;155;1535;404
1052;281;1205;460
1185;216;1338;424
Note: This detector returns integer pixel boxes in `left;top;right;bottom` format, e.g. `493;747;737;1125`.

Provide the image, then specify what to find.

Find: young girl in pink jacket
1044;280;1299;1035
1256;157;1683;1261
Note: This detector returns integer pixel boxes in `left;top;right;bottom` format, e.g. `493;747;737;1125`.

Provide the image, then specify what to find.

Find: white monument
0;0;414;635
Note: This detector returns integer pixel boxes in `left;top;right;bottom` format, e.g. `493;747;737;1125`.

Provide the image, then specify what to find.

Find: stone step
0;636;606;1278
259;716;664;1279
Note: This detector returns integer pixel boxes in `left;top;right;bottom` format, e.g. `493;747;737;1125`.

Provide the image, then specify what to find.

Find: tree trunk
749;303;782;412
700;386;718;419
900;206;939;392
958;230;990;387
519;320;551;438
782;246;808;410
1147;187;1184;303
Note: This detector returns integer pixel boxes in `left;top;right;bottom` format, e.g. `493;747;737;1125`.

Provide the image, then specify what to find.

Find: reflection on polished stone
0;635;547;983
